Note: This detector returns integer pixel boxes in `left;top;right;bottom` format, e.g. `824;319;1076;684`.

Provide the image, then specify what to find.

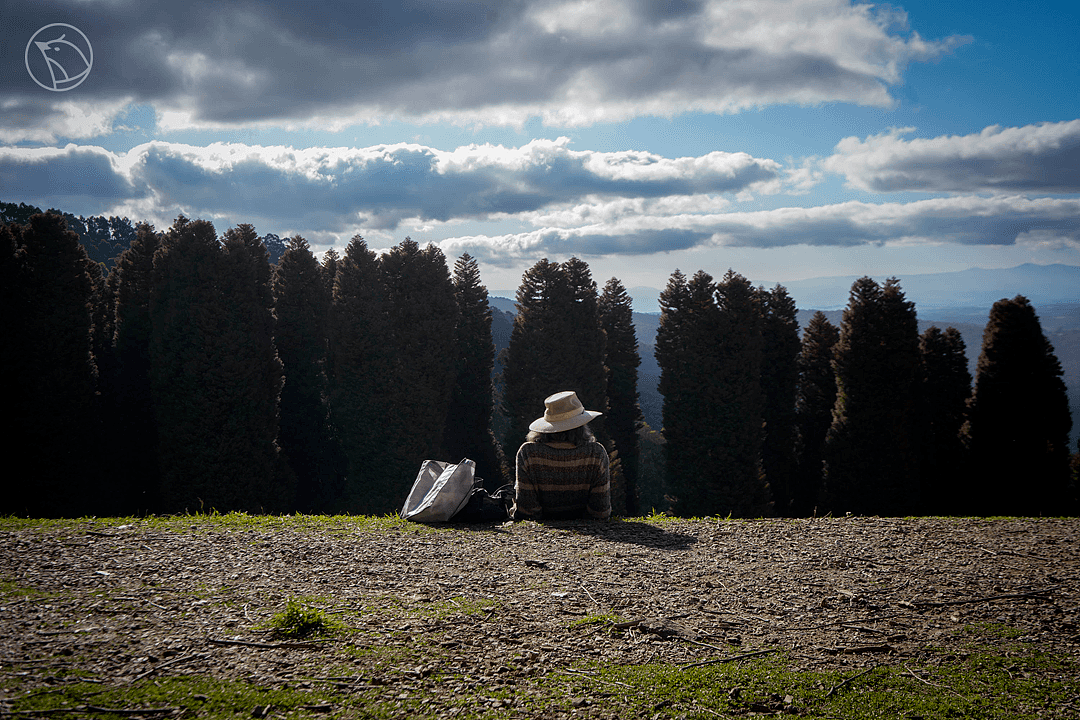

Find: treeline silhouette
1;206;1076;517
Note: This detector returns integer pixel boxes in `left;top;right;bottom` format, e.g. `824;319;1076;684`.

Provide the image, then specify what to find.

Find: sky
2;0;1078;298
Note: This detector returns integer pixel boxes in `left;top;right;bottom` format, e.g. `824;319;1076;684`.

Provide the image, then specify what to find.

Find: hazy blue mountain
618;263;1080;315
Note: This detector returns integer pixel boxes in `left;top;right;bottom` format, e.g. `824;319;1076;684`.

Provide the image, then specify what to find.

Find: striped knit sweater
512;441;611;520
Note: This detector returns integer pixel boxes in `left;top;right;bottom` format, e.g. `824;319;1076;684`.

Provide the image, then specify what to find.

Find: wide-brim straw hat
529;391;603;433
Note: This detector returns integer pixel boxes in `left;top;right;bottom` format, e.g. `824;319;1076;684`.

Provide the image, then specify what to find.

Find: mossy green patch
9;676;337;720
0;576;47;599
962;620;1024;640
267;598;348;639
569;611;623;628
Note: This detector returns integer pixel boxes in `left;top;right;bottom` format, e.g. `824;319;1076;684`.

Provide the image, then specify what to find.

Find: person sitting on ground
512;391;611;521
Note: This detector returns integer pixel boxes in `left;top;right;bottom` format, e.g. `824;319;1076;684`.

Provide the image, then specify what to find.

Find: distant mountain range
564;263;1080;315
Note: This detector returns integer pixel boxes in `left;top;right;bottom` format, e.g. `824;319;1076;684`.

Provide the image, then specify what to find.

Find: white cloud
0;0;968;141
823;120;1080;193
435;195;1080;266
0;138;778;231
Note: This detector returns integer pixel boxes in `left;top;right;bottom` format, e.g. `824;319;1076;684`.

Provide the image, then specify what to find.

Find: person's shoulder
586;440;609;457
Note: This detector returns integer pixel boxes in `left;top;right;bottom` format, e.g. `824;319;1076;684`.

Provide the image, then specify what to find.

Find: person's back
511;391;611;521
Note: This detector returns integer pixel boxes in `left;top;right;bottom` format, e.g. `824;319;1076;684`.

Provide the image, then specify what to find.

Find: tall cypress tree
964;296;1072;515
823;277;922;515
759;284;800;515
220;223;289;510
502;258;608;465
919;326;971;514
710;270;771;517
321;247;340;296
560;258;608;428
328;236;394;512
151;217;284;512
444;253;507;487
111;223;162;513
379;238;460;507
502;258;570;456
656;269;770;517
794;311;839;516
1;214;99;516
599;277;643;515
273;236;336;511
656;270;724;515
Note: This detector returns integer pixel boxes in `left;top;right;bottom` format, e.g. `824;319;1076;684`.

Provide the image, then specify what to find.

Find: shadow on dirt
539;518;698;550
446;518;697;549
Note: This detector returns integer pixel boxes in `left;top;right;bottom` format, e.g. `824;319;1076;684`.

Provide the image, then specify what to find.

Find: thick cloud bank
439;195;1080;265
0;0;966;141
825;121;1080;193
0;139;779;227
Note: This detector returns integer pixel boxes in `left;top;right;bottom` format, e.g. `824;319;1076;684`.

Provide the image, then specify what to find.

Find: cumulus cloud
824;120;1080;193
0;138;778;229
0;144;146;215
437;195;1080;265
0;0;966;140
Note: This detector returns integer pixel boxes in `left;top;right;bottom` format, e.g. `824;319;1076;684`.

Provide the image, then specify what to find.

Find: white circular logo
25;23;94;92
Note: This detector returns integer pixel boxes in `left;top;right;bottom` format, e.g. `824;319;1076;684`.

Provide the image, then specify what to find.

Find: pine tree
111;223;162;513
599;277;643;515
655;269;708;515
2;213;99;516
321;247;339;294
919;326;971;514
151;217;285;512
444;253;507;488
89;260;122;512
273;236;336;511
709;270;771;517
655;269;769;517
501;258;608;467
794;311;839;516
823;277;922;515
220;223;289;510
502;258;570;455
327;236;394;512
759;284;800;515
379;238;460;508
964;296;1072;515
560;258;608;428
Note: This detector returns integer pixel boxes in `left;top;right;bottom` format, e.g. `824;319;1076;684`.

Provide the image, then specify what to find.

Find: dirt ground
2;516;1078;714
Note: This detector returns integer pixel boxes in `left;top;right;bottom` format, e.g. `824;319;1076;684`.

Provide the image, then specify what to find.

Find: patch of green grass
267;598;348;639
0;512;443;535
9;676;337;720
0;576;48;599
569;611;623;628
8;645;1076;720
961;621;1024;640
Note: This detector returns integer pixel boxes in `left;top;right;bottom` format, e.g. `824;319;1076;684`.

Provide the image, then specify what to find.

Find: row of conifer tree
1;209;1075;517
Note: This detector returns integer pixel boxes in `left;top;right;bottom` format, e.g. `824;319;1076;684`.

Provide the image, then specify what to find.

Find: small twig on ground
825;666;877;698
130;652;206;683
580;585;600;608
684;638;730;654
903;664;966;699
